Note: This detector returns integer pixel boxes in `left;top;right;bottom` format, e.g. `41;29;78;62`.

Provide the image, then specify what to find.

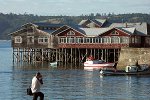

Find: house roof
92;19;107;26
21;23;38;28
118;27;136;35
34;22;64;27
79;28;112;37
109;22;148;35
79;27;136;37
78;19;107;27
51;24;84;35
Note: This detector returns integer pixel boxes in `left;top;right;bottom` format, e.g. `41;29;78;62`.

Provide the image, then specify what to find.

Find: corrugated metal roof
41;30;55;34
78;19;106;27
78;20;87;25
93;19;106;26
109;22;148;35
34;22;64;27
79;27;136;36
119;27;135;35
79;28;111;37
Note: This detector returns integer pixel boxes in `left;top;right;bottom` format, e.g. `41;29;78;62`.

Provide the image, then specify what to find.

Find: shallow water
0;41;150;100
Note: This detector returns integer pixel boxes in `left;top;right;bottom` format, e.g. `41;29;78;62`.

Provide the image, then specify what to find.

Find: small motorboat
100;64;150;76
50;61;57;67
84;60;116;70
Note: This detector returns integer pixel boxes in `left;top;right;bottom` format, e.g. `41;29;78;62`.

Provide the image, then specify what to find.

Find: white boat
84;60;116;70
50;61;57;67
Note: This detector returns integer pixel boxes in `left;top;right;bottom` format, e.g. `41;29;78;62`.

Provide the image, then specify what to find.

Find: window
67;31;75;35
111;30;119;35
111;36;119;43
38;36;49;43
102;37;110;43
135;36;141;43
27;36;34;44
99;38;101;43
76;37;82;43
132;37;135;43
103;37;107;43
60;38;66;43
120;37;129;43
95;38;99;43
92;37;99;43
15;36;22;43
67;37;74;43
86;38;90;43
146;38;150;44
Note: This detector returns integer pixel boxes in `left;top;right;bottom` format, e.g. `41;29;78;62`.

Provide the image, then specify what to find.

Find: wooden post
13;48;14;62
41;49;43;61
56;49;58;61
78;48;80;63
106;49;108;62
94;49;95;59
105;49;106;62
75;48;76;64
98;49;100;60
114;49;115;62
17;48;20;62
65;48;66;63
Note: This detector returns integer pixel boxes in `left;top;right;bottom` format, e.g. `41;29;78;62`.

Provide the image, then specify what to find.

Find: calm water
0;41;150;100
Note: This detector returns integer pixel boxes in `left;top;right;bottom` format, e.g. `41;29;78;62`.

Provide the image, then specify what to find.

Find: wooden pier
12;48;120;64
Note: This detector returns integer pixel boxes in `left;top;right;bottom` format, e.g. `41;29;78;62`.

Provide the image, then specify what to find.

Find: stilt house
10;19;150;63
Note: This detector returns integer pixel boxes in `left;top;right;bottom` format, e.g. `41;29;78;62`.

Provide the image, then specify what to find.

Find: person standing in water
31;72;44;100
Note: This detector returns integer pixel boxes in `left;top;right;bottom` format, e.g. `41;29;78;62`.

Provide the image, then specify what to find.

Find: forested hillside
0;13;150;40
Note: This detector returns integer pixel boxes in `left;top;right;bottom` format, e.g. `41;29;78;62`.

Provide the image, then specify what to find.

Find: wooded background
0;13;150;40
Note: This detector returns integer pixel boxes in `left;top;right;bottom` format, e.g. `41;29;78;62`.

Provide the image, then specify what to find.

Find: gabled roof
21;23;38;28
79;27;136;37
34;29;50;36
34;22;64;27
118;27;136;35
79;28;111;37
34;22;82;34
51;25;86;36
109;22;148;35
41;30;55;34
92;19;107;27
10;28;26;35
78;19;107;27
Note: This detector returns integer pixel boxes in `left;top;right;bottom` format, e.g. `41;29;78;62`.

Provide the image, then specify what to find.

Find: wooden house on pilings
10;19;150;65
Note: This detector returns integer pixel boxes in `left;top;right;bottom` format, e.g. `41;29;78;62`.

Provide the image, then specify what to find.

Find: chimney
125;22;127;28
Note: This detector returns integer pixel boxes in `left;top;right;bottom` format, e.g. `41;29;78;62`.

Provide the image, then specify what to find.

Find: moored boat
84;59;116;70
100;64;150;76
50;61;57;67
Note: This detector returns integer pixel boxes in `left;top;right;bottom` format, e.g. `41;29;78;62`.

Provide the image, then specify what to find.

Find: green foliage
0;13;150;40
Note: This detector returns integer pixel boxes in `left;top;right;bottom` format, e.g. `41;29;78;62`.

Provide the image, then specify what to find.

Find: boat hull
50;61;57;67
84;63;115;70
100;70;150;76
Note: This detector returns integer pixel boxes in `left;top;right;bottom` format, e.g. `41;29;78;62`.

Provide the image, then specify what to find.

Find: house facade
10;19;150;63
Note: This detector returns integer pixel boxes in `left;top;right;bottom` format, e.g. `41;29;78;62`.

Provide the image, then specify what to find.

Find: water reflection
1;60;150;99
13;61;83;70
2;41;150;99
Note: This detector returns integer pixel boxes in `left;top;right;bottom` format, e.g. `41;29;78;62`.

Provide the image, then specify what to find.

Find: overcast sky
0;0;150;16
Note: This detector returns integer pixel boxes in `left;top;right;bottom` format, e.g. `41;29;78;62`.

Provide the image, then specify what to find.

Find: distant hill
0;13;150;40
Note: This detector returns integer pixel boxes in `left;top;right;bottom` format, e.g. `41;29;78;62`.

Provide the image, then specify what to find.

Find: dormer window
67;31;75;35
15;36;22;43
